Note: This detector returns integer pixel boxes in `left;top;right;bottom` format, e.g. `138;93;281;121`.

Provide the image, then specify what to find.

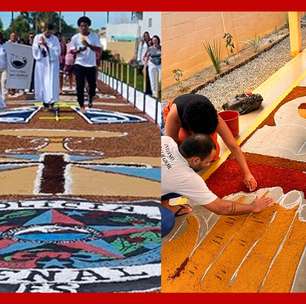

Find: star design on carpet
0;206;161;270
38;258;71;268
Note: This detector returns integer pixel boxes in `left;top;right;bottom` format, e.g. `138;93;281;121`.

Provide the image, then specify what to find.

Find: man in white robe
32;23;60;109
0;32;7;108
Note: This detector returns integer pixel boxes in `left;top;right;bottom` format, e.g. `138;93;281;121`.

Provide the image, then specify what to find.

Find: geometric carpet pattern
0;80;161;292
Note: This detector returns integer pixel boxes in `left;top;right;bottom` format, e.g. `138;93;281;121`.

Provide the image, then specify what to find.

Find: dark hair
177;94;218;134
143;31;150;37
179;134;216;160
46;23;54;31
77;16;92;27
152;35;161;45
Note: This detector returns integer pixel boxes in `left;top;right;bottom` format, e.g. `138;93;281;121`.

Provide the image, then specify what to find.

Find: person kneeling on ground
161;134;273;216
163;94;257;192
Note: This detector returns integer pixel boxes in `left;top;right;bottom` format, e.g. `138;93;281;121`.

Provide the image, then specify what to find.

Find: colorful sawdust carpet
0;198;161;292
162;86;306;292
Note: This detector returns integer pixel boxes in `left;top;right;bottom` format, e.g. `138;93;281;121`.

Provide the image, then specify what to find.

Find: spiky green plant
246;35;262;53
203;40;222;74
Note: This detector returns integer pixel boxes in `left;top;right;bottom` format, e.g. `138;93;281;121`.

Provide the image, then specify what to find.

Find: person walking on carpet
70;16;102;112
0;32;7;109
32;23;60;110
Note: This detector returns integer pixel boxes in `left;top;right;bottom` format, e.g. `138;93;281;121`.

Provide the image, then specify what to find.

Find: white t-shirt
161;136;217;206
137;41;148;64
0;44;7;70
70;32;101;67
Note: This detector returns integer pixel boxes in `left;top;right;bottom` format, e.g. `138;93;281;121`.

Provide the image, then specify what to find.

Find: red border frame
1;1;306;302
0;0;306;11
3;293;306;303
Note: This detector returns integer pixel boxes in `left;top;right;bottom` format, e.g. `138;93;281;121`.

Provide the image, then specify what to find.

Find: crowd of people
136;31;161;98
0;16;102;112
0;21;162;111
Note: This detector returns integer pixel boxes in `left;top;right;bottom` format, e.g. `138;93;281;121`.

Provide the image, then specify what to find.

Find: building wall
106;23;139;41
105;13;161;62
107;41;137;62
141;12;161;37
162;12;288;89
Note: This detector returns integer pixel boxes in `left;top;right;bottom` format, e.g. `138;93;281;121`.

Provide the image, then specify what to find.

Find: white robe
32;34;60;104
0;44;7;108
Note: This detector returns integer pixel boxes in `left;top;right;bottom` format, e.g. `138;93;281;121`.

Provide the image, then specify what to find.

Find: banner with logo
5;43;34;90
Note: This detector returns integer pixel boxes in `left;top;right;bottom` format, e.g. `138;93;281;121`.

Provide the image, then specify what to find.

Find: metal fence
100;60;161;124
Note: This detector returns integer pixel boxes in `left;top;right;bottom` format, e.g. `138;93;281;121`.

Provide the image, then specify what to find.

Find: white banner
6;43;34;90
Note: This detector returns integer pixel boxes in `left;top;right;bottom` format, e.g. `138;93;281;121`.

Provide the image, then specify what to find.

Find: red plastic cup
219;110;239;137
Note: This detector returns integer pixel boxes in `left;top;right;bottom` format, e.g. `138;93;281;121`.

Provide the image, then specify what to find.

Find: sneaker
80;106;86;113
88;100;93;108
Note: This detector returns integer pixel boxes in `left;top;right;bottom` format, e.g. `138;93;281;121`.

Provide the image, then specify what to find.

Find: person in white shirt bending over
70;16;102;112
161;134;274;217
32;23;60;110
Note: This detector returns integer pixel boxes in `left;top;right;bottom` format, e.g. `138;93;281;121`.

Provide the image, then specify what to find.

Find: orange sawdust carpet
162;86;306;292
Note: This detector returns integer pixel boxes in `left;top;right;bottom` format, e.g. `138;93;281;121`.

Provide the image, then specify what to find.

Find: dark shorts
64;65;74;75
60;62;65;73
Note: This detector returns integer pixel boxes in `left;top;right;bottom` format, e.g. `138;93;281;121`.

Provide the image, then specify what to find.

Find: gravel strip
196;28;306;111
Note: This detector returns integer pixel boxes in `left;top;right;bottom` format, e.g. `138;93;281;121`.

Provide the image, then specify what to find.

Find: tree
132;12;143;21
5;14;30;41
4;12;77;41
29;12;76;37
0;18;3;32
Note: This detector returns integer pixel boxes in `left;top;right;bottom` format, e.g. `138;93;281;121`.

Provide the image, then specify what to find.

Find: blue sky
0;12;133;30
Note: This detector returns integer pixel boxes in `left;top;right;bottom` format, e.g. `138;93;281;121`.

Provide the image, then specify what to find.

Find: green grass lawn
101;61;144;91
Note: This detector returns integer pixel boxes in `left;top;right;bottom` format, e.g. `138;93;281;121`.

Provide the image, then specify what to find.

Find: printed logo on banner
10;54;28;69
0;199;161;293
0;107;40;123
5;43;34;90
73;107;147;124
